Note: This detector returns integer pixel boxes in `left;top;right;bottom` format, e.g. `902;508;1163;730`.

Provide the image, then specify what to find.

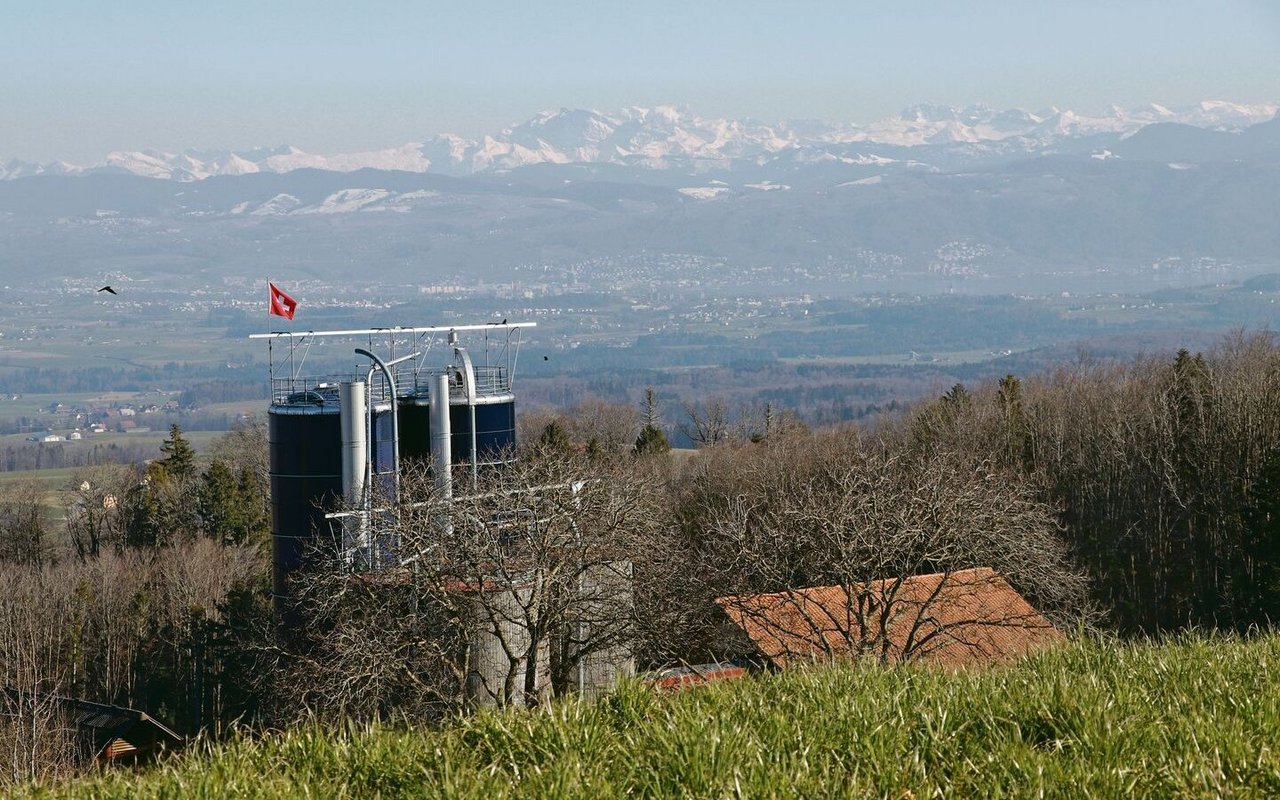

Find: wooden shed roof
4;689;183;763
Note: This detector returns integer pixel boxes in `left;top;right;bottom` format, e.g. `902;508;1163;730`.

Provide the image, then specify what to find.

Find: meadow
21;634;1280;799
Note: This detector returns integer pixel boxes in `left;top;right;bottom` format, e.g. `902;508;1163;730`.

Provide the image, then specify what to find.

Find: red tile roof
716;567;1063;668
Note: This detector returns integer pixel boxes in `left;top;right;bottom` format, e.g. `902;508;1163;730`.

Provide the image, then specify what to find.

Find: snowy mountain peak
5;100;1279;181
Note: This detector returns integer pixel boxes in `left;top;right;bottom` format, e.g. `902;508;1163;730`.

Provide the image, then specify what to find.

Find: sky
3;0;1279;163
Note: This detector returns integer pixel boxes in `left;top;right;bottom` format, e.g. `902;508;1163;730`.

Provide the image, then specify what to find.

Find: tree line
899;333;1280;633
0;421;272;781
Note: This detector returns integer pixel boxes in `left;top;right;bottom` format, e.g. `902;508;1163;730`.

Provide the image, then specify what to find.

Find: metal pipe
339;381;367;505
454;347;479;488
339;381;367;560
354;348;418;503
430;371;452;500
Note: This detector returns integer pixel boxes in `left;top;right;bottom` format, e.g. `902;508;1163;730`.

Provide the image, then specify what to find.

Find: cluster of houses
26;399;182;442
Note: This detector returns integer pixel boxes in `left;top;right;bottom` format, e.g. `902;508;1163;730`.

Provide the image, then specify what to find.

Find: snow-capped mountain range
2;101;1276;182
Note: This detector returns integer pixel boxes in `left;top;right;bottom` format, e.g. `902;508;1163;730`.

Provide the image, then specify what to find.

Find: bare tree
210;414;269;488
680;397;732;446
661;428;1091;665
63;465;133;559
284;451;667;717
0;479;49;567
0;567;81;784
567;398;638;457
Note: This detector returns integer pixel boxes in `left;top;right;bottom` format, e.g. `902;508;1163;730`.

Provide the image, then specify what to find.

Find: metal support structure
254;323;534;404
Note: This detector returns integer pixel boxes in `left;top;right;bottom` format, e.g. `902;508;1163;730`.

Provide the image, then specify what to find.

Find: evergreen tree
198;460;241;544
537;420;573;454
641;387;661;429
997;374;1032;467
197;460;270;546
123;425;201;548
634;424;671;456
122;464;170;548
908;383;972;452
159;424;197;481
942;382;971;411
235;465;270;546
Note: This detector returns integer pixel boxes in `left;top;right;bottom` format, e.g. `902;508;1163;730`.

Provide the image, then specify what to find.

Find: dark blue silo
397;396;434;466
397;382;517;470
268;394;342;607
455;398;517;465
369;403;397;499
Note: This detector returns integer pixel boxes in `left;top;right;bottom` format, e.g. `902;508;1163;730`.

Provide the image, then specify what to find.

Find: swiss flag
269;282;298;320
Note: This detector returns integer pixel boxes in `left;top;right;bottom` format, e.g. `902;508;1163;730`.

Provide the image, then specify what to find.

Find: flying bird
96;286;117;295
543;355;549;361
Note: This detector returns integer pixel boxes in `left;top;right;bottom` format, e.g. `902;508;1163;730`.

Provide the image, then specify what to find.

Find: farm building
3;690;183;764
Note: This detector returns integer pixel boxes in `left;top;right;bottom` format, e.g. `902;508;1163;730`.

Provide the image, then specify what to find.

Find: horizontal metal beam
249;322;536;340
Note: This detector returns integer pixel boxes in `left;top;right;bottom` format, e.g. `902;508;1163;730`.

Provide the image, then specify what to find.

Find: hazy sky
3;1;1279;162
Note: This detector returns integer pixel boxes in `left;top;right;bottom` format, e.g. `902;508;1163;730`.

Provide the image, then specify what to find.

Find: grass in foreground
21;634;1280;799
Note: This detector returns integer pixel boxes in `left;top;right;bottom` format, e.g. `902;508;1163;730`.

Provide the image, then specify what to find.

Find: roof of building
648;662;748;691
62;696;183;761
716;566;1064;668
4;689;184;762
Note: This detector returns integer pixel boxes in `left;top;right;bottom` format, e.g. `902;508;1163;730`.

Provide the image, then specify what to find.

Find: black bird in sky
96;286;117;295
543;355;549;361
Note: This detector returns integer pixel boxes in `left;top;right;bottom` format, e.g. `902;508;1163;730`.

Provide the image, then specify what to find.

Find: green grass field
21;634;1280;798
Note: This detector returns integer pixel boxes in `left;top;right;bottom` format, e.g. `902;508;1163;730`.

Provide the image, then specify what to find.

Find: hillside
24;634;1280;799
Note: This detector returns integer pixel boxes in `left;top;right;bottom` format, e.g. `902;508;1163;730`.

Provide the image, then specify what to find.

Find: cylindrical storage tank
450;395;517;467
465;579;550;708
369;403;397;500
575;561;635;700
398;392;517;468
354;402;399;569
268;400;342;612
396;396;433;465
449;403;472;465
470;397;517;464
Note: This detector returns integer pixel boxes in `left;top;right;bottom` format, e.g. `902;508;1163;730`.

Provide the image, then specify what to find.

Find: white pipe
339;381;367;561
339;381;367;506
431;372;452;500
454;347;479;487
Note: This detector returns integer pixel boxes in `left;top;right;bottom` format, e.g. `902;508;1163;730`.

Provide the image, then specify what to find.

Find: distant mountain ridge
3;101;1276;182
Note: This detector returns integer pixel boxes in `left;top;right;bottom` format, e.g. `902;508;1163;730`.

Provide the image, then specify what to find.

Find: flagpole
266;277;273;402
267;280;302;383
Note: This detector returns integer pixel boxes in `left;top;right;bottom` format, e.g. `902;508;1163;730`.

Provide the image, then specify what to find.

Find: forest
0;331;1278;784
